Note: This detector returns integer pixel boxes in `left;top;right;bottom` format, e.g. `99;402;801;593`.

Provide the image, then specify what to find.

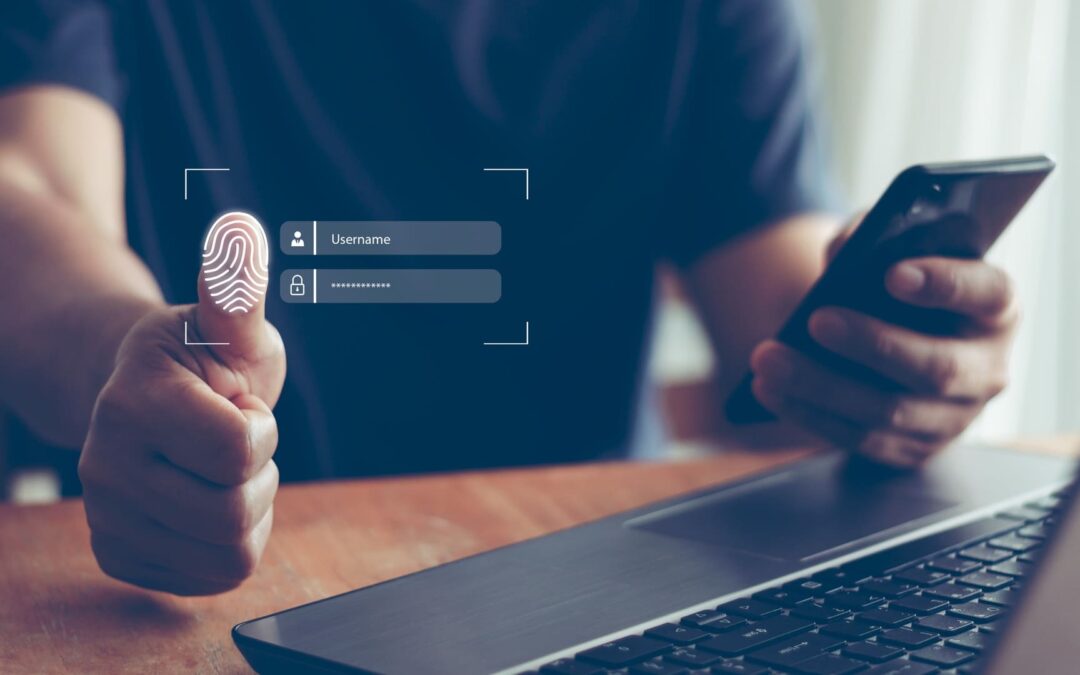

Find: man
0;1;1015;595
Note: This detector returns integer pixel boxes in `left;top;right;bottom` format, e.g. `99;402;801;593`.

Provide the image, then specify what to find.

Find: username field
280;221;501;256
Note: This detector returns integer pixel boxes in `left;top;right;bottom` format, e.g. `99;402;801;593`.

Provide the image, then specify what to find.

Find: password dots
331;282;392;288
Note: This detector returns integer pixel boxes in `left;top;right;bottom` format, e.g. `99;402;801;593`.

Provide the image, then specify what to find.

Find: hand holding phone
726;155;1054;466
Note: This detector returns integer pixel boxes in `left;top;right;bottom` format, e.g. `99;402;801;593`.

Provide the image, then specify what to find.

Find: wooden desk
1;439;1074;674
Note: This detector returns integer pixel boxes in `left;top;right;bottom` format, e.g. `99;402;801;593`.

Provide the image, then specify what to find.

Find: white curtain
808;0;1079;440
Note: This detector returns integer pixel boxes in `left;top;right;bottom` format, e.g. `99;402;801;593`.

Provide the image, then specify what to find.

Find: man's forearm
0;177;164;447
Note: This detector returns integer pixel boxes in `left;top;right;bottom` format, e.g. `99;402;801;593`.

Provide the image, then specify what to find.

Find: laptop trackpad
626;462;957;562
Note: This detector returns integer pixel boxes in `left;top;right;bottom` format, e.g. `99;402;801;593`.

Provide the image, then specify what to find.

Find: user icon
290;230;305;247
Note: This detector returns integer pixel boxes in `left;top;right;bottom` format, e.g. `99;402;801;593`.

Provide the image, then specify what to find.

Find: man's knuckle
944;412;972;439
97;559;129;583
1007;298;1024;327
89;533;129;575
219;416;256;482
992;269;1015;313
222;540;262;580
987;368;1009;398
932;266;962;303
927;353;960;394
914;438;947;458
82;496;109;533
218;487;254;542
858;432;885;457
871;328;895;359
77;453;104;487
88;531;109;559
882;396;908;428
92;386;137;429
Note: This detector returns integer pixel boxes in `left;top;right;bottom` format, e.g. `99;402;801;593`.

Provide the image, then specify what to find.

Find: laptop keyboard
530;492;1066;675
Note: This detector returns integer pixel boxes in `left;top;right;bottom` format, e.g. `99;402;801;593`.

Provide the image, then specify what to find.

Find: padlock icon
289;274;306;297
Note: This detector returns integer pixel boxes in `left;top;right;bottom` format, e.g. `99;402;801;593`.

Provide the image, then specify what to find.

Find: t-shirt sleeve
661;0;840;266
0;0;120;109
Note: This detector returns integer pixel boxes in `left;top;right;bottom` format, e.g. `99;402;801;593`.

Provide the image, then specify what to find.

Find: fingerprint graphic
202;212;270;313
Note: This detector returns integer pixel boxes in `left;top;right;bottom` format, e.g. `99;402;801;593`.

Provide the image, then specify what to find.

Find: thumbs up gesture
78;213;286;595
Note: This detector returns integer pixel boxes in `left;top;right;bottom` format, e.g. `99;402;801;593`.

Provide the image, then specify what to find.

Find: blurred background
3;0;1078;500
655;0;1080;453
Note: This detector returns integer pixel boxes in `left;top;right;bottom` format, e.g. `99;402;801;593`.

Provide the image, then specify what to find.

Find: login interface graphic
279;220;502;305
187;165;531;348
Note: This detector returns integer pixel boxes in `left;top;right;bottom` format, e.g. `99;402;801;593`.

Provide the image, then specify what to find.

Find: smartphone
725;155;1056;424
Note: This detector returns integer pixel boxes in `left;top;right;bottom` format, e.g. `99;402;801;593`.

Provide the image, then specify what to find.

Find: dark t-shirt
0;0;832;480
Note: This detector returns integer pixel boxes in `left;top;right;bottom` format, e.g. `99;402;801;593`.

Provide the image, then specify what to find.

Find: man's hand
78;214;285;595
749;229;1018;467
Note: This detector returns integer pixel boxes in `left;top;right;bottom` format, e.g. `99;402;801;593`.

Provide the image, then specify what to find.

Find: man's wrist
6;293;163;448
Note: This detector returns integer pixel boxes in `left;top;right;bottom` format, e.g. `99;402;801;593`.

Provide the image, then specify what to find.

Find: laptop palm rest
626;459;956;562
233;445;1074;675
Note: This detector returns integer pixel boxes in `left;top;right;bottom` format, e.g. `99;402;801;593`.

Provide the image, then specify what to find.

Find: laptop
232;443;1076;674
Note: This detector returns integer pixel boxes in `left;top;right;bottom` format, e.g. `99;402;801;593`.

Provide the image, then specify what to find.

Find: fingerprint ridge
201;212;269;314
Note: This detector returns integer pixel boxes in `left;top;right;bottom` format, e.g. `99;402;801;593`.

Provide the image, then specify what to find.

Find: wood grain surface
0;439;1074;674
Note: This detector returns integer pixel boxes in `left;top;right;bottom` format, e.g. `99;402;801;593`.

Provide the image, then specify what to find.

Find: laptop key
665;647;720;668
987;559;1032;578
860;579;918;598
909;644;976;667
577;636;671;667
753;587;815;607
955;571;1012;590
629;659;689;675
785;578;844;595
888;595;949;615
697;615;813;656
540;659;604;675
923;583;981;602
791;602;851;622
892;567;950;586
987;534;1041;553
878;628;938;648
957;545;1012;564
843;640;904;663
826;590;886;610
840;517;1016;578
745;633;844;669
820;620;881;640
645;623;710;645
925;556;980;574
812;569;870;586
1028;496;1061;511
681;610;746;632
913;614;973;635
947;630;993;652
947;601;1005;623
999;506;1049;522
979;588;1018;607
863;658;937;675
711;660;770;675
717;599;782;619
857;608;916;627
1017;523;1050;539
793;653;867;675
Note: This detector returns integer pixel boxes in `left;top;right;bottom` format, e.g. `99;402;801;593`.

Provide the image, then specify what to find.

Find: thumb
195;211;273;359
